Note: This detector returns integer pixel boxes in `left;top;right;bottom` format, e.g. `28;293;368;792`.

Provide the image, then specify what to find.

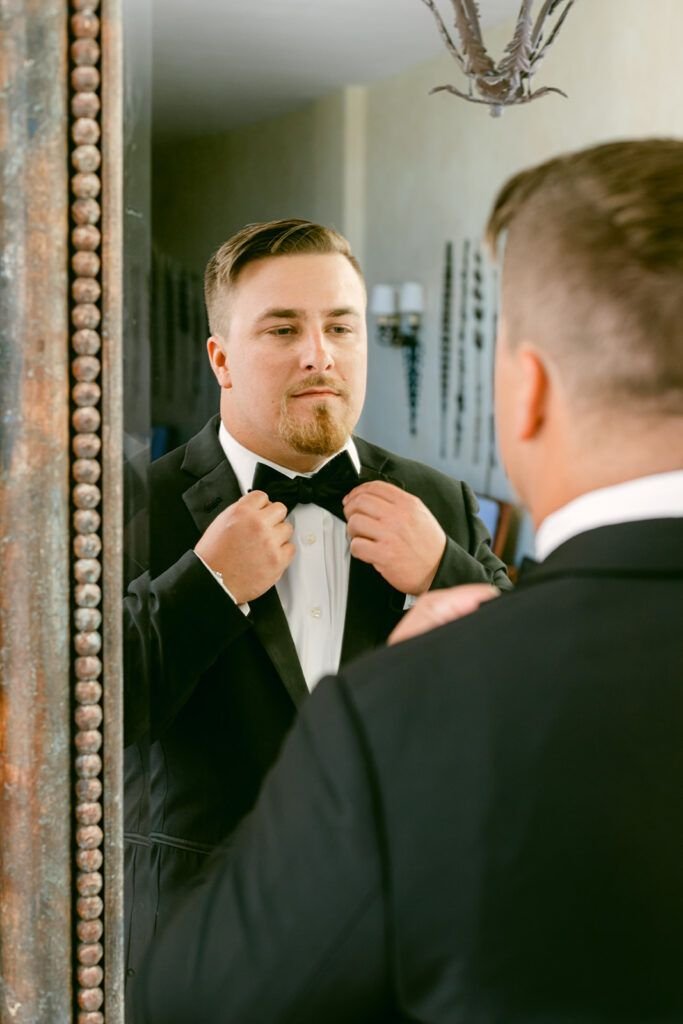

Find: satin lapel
340;556;405;666
181;417;308;708
180;415;242;534
248;588;309;707
181;457;243;535
340;445;406;666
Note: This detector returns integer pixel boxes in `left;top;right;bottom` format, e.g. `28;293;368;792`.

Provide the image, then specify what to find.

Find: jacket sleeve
123;550;253;746
131;673;392;1024
431;481;513;592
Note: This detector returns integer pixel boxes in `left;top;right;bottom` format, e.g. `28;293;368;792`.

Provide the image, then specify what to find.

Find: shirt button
303;533;317;546
310;606;322;619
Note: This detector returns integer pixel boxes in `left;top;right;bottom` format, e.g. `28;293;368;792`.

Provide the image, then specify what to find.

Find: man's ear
516;344;549;441
207;335;231;388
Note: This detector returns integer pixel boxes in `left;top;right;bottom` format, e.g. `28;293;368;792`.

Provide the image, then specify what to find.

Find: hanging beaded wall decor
487;273;499;475
402;327;422;436
453;238;470;457
471;247;485;465
439;241;454;457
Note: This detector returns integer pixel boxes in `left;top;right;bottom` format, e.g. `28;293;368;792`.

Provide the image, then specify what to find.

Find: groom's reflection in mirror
122;219;510;1006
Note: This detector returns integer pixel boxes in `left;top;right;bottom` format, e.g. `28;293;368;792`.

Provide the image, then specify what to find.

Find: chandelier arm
528;83;569;97
517;85;569;102
419;0;466;69
429;84;504;104
498;0;535;78
460;0;486;45
429;82;567;106
531;0;576;65
530;0;562;44
449;0;496;75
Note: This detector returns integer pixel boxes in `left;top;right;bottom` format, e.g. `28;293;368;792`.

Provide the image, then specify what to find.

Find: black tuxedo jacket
123;415;509;980
134;517;683;1024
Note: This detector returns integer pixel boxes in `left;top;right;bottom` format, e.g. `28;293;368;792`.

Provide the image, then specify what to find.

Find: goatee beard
278;376;352;455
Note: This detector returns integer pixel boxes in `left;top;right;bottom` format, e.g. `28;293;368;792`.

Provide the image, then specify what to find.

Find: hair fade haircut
486;138;683;414
204;219;363;335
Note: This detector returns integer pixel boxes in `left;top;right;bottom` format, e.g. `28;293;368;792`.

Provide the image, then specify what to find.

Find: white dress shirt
535;470;683;562
203;422;361;692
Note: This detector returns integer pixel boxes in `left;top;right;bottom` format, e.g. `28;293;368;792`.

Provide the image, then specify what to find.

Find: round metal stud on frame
69;2;107;1020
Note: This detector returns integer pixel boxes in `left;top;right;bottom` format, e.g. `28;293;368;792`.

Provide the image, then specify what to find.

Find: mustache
285;375;351;401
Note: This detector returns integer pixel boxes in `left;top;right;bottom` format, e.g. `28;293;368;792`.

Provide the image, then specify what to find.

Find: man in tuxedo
123;220;510;984
134;139;683;1022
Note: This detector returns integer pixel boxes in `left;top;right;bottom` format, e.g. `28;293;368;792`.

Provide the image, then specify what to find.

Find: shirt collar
218;420;361;495
535;470;683;562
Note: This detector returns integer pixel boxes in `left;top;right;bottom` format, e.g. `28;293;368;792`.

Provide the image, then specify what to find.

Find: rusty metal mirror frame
0;2;124;1021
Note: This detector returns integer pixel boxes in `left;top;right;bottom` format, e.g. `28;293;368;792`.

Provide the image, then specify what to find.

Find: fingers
343;480;407;514
388;584;500;645
344;494;395;526
274;520;295;546
349;536;378;565
263;500;289;525
281;541;296;564
245;491;289;522
388;605;444;646
345;483;415;540
425;584;500;621
346;512;385;542
242;489;272;510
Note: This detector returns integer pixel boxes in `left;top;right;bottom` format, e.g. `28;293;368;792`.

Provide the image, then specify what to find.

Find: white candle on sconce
398;281;424;315
370;284;397;317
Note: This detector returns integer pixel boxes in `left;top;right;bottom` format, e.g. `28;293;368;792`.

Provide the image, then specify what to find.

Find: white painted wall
152;89;353;272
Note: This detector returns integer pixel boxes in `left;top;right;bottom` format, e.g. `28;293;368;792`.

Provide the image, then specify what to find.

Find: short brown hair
204;219;363;335
487;139;683;414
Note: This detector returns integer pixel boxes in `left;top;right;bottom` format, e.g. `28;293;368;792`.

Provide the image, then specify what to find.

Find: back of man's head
204;219;362;337
487;139;683;419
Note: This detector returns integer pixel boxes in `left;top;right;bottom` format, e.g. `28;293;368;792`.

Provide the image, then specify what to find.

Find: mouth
291;388;340;398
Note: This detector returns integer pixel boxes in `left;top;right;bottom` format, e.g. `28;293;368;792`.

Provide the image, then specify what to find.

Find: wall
152;87;366;273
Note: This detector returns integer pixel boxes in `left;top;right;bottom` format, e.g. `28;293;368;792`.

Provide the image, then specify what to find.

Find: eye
328;324;353;335
268;325;296;336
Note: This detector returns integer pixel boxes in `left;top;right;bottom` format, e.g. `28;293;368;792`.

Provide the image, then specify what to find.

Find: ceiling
152;0;520;139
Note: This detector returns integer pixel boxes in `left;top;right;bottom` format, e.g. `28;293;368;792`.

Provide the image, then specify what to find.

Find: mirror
120;0;683;1014
3;2;682;1020
117;2;683;1016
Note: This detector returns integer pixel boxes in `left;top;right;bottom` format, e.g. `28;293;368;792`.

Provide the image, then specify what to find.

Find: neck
526;413;683;529
220;418;339;474
270;450;332;473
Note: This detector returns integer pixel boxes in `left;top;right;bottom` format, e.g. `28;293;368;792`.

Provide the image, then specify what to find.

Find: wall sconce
369;281;425;436
370;282;424;347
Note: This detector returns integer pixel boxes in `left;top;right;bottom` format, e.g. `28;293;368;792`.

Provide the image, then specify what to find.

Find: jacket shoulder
354;436;468;497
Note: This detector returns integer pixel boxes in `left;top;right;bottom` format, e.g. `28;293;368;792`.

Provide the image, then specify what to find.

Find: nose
299;327;334;371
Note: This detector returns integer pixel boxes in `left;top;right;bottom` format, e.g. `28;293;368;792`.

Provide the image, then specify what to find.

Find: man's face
215;252;367;468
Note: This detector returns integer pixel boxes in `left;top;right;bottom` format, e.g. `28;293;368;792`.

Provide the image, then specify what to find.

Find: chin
279;404;350;456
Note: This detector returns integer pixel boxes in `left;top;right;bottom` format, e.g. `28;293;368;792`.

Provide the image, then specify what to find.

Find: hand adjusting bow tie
251;450;359;521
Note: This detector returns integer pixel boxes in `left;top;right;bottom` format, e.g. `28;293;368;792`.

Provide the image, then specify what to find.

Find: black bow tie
251;451;359;520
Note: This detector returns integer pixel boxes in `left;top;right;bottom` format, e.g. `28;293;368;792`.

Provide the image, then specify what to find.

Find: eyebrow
327;307;362;319
256;306;362;323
